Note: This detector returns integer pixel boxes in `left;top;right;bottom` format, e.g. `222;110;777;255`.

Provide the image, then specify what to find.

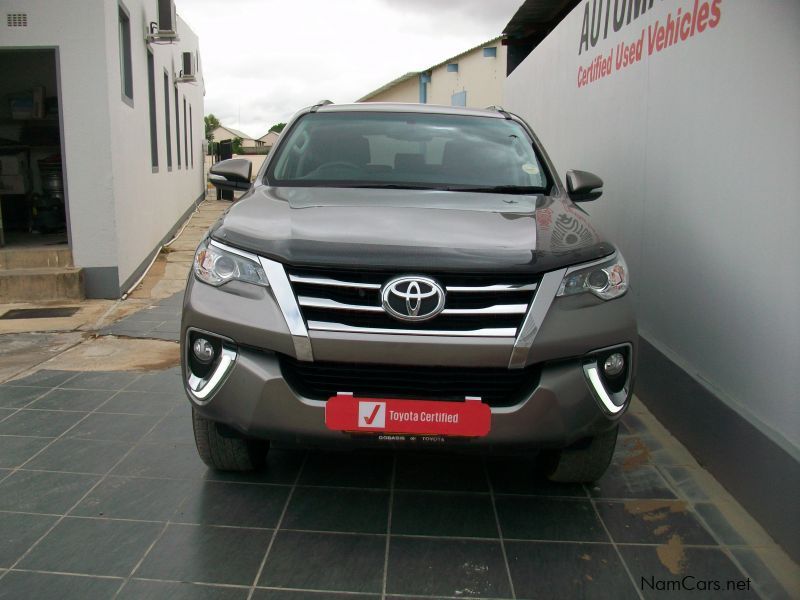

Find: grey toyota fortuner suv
184;102;635;482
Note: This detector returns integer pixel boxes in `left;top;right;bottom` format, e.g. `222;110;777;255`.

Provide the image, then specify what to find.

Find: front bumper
181;258;637;450
184;341;633;451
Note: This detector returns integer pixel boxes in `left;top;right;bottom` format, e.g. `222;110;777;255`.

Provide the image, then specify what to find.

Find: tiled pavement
99;292;184;342
0;369;795;599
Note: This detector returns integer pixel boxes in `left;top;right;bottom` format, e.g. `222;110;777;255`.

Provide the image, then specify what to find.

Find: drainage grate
0;307;79;320
6;13;27;27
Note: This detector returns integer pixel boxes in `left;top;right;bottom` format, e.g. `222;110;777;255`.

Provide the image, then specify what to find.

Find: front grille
280;355;541;407
286;266;539;336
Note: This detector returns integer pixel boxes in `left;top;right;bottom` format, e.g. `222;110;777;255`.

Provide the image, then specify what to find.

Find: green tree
269;122;286;133
232;137;243;154
204;114;220;142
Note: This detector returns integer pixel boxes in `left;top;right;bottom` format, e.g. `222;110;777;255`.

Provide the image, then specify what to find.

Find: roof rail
309;99;334;113
486;105;512;119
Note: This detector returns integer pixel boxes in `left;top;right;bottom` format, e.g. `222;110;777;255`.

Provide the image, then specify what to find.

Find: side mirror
566;170;603;202
208;158;252;192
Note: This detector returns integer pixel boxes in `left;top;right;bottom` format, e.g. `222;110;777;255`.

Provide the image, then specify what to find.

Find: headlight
557;253;628;300
193;240;269;287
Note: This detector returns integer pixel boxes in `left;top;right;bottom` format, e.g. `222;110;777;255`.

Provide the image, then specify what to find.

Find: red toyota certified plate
325;394;491;437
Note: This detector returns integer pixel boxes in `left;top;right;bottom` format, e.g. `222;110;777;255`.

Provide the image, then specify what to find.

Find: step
0;246;73;269
0;267;85;302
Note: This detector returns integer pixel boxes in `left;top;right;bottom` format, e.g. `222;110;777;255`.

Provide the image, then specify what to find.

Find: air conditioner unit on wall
157;0;177;36
177;51;196;81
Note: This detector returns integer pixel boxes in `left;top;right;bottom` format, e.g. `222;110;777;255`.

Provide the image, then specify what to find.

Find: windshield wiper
446;185;546;194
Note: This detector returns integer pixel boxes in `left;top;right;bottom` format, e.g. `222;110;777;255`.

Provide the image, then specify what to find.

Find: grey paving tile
260;530;385;593
72;476;192;521
487;456;587;497
125;368;183;394
175;480;289;528
506;540;638;600
619;545;757;599
395;453;489;492
299;451;393;489
141;414;194;443
28;388;116;412
5;370;76;388
386;537;511;598
145;331;179;341
118;579;247;600
0;570;121;600
25;438;133;474
0;386;50;408
60;371;140;391
496;496;608;542
392;491;498;538
595;500;717;545
0;409;84;437
18;517;162;576
0;470;98;514
0;435;52;468
621;412;649;435
661;466;710;501
588;462;677;500
283;486;389;534
730;548;794;600
67;413;161;443
98;391;182;416
206;448;306;485
0;512;57;567
112;442;209;479
694;503;747;545
136;523;272;585
253;592;379;600
156;291;184;305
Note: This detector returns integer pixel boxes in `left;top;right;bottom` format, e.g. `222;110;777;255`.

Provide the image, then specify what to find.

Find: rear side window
268;112;548;190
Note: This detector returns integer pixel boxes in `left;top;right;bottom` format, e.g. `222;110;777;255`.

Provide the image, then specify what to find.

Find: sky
177;0;522;138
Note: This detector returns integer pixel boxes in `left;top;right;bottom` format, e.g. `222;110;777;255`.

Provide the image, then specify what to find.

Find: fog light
603;352;625;376
192;338;215;364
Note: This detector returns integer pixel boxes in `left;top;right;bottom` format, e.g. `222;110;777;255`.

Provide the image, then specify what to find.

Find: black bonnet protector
210;186;614;273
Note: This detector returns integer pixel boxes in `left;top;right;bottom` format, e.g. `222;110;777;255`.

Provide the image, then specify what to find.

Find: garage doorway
0;48;69;249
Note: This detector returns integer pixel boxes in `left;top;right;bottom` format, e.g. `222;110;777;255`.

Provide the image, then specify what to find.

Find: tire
192;408;268;471
542;424;619;483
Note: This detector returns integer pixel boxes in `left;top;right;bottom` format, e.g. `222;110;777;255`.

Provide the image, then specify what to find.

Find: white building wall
105;5;204;288
0;0;119;278
428;42;507;108
0;0;204;296
505;0;800;451
365;76;420;103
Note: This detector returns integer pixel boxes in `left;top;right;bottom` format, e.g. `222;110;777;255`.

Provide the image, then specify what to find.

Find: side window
174;87;181;168
118;4;133;104
147;50;158;170
163;72;172;169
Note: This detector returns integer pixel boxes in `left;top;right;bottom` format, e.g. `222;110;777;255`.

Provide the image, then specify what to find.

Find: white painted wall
364;76;420;103
0;0;118;273
106;6;205;286
505;0;800;452
428;41;507;108
0;0;204;294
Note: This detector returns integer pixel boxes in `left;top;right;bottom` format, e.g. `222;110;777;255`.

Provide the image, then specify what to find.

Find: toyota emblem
381;276;445;322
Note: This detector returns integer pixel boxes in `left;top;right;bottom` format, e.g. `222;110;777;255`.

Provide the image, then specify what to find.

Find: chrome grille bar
298;296;528;316
307;321;517;337
446;283;538;292
298;296;383;312
289;274;381;289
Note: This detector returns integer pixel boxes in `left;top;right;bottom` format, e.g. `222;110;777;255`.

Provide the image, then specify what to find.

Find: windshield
267;111;549;192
